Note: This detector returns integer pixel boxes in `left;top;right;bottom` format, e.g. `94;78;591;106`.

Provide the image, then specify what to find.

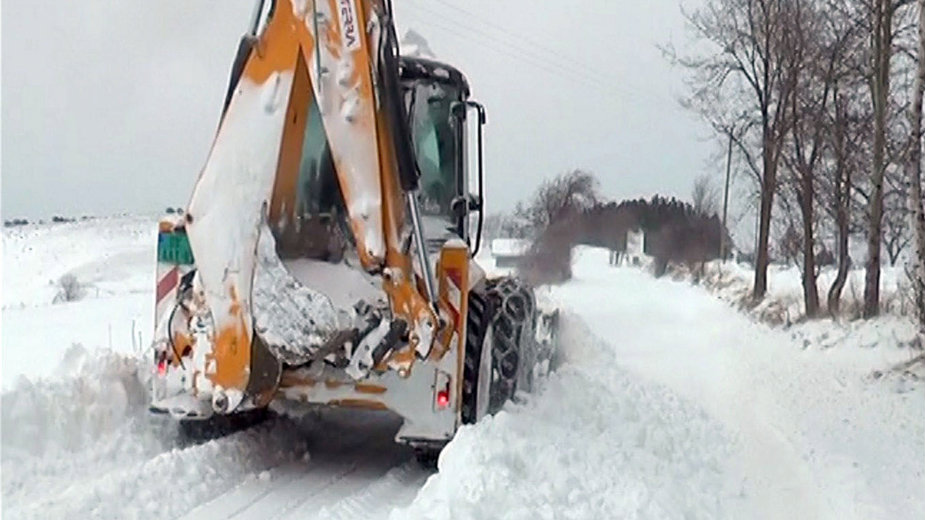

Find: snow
2;217;156;386
700;259;914;323
2;216;155;309
393;314;733;519
3;220;923;519
489;237;530;258
397;247;924;519
283;256;384;310
401;29;437;59
252;224;345;365
179;411;427;520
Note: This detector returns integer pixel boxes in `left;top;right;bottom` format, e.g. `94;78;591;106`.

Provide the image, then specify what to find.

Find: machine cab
270;56;486;262
399;57;484;253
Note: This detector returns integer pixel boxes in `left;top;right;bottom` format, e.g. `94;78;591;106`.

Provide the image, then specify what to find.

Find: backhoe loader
149;0;556;457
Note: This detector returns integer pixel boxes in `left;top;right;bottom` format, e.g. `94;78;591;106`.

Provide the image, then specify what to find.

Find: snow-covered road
2;221;922;519
2;347;429;519
547;249;924;519
179;410;429;520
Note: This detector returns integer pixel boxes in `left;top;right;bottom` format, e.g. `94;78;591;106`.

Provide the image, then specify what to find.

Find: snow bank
394;314;734;520
788;314;921;350
695;260;915;324
1;343;308;520
688;260;924;381
1;345;170;517
10;420;307;520
1;344;151;460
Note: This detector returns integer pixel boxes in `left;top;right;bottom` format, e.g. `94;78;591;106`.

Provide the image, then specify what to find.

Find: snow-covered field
2;217;156;386
2;218;923;519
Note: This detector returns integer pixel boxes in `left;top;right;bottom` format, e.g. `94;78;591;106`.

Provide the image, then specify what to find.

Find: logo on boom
338;0;360;51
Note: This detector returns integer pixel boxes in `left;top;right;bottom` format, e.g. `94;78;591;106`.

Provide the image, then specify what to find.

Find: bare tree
821;5;872;315
54;274;84;303
779;1;838;317
670;0;800;302
669;0;924;324
883;187;912;264
518;170;600;284
826;91;855;315
504;202;535;239
692;174;720;217
863;0;914;316
523;169;599;231
777;0;877;318
907;0;925;331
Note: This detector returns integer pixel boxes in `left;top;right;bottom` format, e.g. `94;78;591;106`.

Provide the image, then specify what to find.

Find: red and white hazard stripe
156;266;179;305
154;265;185;323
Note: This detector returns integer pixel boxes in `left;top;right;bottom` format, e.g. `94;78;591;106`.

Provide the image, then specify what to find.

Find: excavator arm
154;0;442;415
147;0;558;457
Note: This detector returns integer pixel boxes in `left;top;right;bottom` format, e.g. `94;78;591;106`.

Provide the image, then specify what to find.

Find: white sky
1;0;720;224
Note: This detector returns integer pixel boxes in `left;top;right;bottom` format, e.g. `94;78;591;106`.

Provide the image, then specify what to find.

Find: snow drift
392;314;734;520
1;345;308;520
1;345;151;460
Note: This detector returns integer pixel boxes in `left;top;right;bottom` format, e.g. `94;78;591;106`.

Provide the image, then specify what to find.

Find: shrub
3;218;29;227
54;274;84;303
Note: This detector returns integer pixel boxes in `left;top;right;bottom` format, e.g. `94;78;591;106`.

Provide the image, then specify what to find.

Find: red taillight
436;389;449;408
434;371;451;410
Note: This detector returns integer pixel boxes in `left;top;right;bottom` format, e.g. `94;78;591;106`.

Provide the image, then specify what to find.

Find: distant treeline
3;216;85;227
581;196;728;276
495;170;729;283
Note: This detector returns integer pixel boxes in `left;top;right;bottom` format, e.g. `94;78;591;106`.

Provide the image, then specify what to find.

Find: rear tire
461;278;538;424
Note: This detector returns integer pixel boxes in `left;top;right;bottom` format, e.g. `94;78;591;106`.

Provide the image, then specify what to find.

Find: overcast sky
2;0;722;225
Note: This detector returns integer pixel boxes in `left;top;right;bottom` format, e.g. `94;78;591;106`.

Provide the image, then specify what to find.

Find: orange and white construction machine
149;0;556;458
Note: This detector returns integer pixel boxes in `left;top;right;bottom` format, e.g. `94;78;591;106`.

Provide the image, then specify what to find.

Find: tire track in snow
4;415;308;520
550;262;829;519
314;461;430;520
181;409;432;520
3;366;429;520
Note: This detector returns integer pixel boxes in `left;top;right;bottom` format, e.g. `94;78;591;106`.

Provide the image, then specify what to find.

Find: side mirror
468;194;482;211
450;196;468;220
450;101;467;121
450;194;482;217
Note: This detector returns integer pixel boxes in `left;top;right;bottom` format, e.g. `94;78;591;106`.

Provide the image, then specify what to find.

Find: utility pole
720;131;733;262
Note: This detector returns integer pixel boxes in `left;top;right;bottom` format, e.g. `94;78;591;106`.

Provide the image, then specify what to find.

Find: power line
401;5;634;100
430;0;612;84
403;0;617;93
401;12;615;98
401;0;661;104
